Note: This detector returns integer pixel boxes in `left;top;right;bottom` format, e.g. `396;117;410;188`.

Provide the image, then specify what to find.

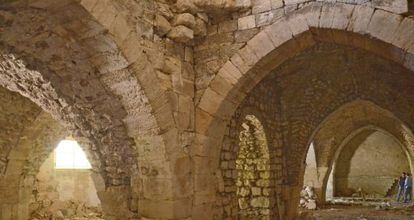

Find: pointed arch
195;3;414;219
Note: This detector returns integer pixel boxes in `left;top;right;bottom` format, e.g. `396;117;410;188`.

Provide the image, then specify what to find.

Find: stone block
230;52;250;74
221;61;243;84
256;11;274;27
252;0;272;14
210;74;234;97
195;108;214;134
285;0;307;5
264;19;293;47
198;88;224;116
331;3;355;30
372;0;408;14
319;3;336;29
250;197;269;207
286;13;309;36
271;0;283;9
391;18;414;50
238;15;256;30
347;5;375;34
252;187;262;196
367;9;403;44
298;1;323;28
247;31;275;59
238;45;260;71
235;28;260;43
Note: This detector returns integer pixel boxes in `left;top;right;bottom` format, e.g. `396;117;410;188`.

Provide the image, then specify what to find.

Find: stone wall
194;0;411;102
236;115;271;217
29;151;102;219
0;0;414;219
219;75;284;219
335;131;410;197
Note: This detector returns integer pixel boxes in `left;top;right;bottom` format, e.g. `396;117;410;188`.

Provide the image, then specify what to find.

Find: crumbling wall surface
335;131;410;197
0;86;41;176
30;152;102;220
0;115;69;219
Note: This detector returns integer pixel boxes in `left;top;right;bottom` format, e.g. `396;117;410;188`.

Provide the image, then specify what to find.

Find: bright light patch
55;140;91;169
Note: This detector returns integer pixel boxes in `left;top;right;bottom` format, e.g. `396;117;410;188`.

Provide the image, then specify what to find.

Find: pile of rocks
29;199;103;220
300;185;317;210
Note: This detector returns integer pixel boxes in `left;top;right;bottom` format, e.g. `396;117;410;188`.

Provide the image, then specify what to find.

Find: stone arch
305;100;414;203
0;87;109;219
218;95;281;219
195;3;414;219
0;3;153;218
76;1;195;218
1;112;67;219
1;0;191;218
235;114;271;218
198;3;414;134
330;127;411;198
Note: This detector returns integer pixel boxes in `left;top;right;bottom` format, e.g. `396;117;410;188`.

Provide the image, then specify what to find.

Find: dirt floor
298;203;414;220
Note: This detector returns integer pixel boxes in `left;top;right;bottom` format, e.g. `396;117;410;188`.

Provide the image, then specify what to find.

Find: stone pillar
283;185;302;220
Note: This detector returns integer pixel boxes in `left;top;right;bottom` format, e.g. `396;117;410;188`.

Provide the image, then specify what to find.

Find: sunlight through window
55;140;91;169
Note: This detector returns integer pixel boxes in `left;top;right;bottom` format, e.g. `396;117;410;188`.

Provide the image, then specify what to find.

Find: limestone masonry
0;0;414;219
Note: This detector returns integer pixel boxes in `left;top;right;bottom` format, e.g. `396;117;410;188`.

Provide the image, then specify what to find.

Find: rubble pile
300;185;317;210
29;199;103;220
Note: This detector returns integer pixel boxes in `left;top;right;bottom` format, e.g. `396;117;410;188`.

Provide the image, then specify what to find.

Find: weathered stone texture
0;0;414;219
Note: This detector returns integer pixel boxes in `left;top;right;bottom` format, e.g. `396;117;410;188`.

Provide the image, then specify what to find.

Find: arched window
236;115;270;217
55;139;91;169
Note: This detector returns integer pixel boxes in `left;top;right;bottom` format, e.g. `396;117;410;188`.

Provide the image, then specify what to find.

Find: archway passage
0;87;108;220
333;130;410;198
2;0;414;219
30;139;103;219
236;115;271;218
204;39;414;218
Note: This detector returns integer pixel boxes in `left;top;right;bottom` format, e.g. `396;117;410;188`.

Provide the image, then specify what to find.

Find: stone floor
298;202;414;220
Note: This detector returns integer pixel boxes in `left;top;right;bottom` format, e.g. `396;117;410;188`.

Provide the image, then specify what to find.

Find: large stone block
247;31;275;59
264;19;293;47
347;5;375;34
372;0;408;14
367;9;403;44
252;0;272;14
238;15;256;30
